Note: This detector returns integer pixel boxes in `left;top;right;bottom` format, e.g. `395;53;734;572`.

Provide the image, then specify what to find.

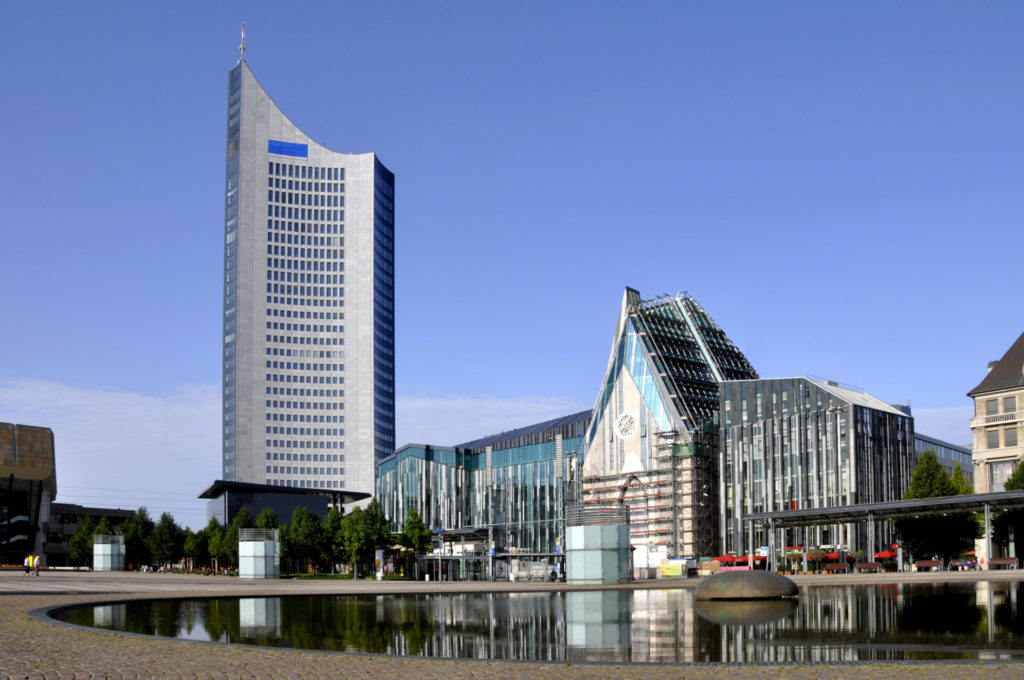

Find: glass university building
223;59;394;496
377;411;590;557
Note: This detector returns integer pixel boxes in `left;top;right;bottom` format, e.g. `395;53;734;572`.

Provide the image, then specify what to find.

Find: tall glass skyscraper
223;58;394;497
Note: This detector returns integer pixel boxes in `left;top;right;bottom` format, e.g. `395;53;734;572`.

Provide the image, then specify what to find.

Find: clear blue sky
1;2;1021;527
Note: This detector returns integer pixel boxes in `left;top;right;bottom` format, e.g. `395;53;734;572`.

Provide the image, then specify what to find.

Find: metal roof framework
744;490;1024;527
742;491;1024;571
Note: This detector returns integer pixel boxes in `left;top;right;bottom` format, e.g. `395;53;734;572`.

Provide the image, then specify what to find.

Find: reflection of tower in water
238;597;281;638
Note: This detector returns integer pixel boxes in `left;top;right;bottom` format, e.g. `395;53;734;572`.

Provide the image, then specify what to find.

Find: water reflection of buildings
64;583;1024;662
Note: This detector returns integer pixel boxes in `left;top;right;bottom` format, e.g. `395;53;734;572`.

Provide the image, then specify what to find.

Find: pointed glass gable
586;290;758;451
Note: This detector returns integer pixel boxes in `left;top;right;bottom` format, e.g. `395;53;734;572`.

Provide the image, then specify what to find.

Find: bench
914;559;941;572
990;557;1019;569
856;562;881;573
824;562;849;573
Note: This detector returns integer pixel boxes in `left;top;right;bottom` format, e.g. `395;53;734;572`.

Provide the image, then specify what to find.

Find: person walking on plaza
32;555;40;576
23;555;30;575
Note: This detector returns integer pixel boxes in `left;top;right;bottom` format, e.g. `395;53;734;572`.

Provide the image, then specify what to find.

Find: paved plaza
3;569;1024;679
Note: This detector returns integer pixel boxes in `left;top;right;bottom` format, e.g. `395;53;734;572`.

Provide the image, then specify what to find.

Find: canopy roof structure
744;490;1024;528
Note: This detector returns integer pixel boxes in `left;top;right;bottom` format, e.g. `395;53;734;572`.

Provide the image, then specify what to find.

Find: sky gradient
1;2;1021;527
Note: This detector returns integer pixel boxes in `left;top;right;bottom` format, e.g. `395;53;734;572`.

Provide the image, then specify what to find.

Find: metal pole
985;503;992;571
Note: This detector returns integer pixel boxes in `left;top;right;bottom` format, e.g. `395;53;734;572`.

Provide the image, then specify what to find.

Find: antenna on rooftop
239;21;247;62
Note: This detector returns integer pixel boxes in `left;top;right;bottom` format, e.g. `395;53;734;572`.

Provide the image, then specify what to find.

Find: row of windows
267;466;343;476
263;406;340;423
267;219;341;236
265;361;342;372
268;205;343;222
267;452;343;462
987;426;1020;449
266;283;343;299
267;231;342;247
266;334;344;346
264;386;344;399
264;401;344;411
265;375;342;387
266;295;343;309
267;271;343;286
268;177;343;193
267;323;342;333
269;190;344;207
269;479;344;489
984;396;1018;416
264;427;342;436
266;438;343;449
269;163;343;181
262;399;342;412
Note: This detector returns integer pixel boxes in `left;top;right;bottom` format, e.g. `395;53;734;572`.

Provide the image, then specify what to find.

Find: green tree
121;507;155;569
69;516;95;567
183;528;205;570
398;507;431;579
205;517;226;570
255;506;280;529
288;506;325;572
150;512;182;567
950;462;975;495
341;500;392;578
323;506;345;572
224;507;254;567
93;516;112;537
895;451;978;562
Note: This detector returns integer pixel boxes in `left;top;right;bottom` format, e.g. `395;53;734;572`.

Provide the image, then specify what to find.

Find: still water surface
53;581;1024;663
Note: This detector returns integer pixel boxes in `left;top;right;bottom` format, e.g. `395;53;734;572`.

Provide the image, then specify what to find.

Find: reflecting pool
52;581;1024;663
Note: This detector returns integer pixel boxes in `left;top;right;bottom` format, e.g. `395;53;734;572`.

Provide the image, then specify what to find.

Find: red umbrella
874;550;897;559
711;555;736;563
825;551;840;560
962;550;976;556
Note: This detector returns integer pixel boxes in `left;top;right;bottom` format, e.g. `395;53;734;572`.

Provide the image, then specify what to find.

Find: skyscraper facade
223;59;394;496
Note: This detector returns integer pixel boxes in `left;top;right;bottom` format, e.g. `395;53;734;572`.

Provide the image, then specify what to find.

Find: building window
1005;396;1017;414
988;430;1000;449
986;399;999;416
1007;427;1019;448
992;461;1017;492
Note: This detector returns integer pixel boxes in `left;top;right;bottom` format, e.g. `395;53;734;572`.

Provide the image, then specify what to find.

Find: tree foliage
895;451;979;561
398;506;432;579
398;507;431;554
323;506;345;572
255;506;280;529
205;517;226;568
286;506;326;571
69;515;95;567
340;500;393;578
121;507;155;568
150;512;182;566
224;506;254;567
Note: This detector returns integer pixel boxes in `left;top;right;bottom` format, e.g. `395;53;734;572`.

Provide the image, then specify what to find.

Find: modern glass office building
719;377;915;555
914;433;972;482
222;58;394;499
377;411;590;561
581;289;758;571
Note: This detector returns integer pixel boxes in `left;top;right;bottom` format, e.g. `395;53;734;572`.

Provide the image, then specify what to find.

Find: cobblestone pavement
3;570;1024;679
